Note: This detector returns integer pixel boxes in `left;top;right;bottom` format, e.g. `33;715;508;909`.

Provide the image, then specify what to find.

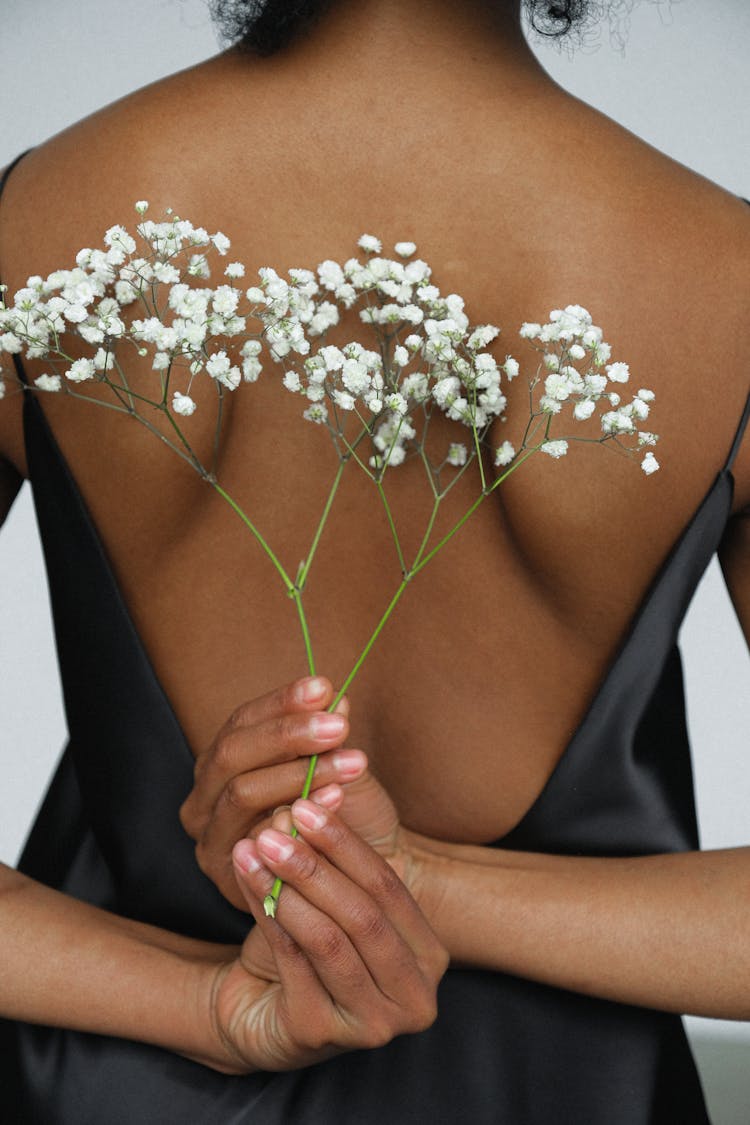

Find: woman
0;0;748;1121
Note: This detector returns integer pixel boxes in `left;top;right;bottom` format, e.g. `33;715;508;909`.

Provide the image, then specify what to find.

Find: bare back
1;45;749;845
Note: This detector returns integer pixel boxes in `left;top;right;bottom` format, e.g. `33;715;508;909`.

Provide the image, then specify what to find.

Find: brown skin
1;0;750;1069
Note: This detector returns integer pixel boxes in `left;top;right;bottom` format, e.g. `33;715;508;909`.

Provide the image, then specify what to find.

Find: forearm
0;862;238;1067
406;834;750;1019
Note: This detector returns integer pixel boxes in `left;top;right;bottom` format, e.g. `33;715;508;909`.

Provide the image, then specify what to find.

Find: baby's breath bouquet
0;206;659;914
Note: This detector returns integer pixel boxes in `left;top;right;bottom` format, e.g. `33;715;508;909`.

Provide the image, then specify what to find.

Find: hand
180;676;403;910
207;797;449;1072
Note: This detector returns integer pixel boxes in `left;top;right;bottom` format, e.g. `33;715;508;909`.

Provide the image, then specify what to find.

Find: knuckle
226;701;255;732
359;1018;395;1050
178;798;195;835
221;775;253;813
194;838;215;879
366;859;403;902
296;1014;333;1053
290;843;320;885
212;729;244;774
347;901;390;945
307;921;347;963
406;997;439;1034
276;713;305;753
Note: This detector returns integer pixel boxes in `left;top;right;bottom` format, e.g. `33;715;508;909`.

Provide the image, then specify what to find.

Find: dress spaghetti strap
725;390;750;474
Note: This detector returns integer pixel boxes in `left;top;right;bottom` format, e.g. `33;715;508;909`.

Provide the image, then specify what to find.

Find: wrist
396;827;457;937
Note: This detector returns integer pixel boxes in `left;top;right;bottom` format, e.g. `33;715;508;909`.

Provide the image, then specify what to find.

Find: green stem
210;481;296;594
411;448;536;580
411;495;441;572
376;480;407;576
297;459;346;591
331;574;411;710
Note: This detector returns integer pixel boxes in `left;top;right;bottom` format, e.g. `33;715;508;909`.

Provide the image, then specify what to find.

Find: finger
289;800;445;969
220;676;338;739
250;831;396;1020
255;824;435;1011
193;752;366;881
183;709;352;829
232;841;337;1046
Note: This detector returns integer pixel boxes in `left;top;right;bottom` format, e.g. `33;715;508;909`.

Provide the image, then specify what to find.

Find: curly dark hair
209;1;601;57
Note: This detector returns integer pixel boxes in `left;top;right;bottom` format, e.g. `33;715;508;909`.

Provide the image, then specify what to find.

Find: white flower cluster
0;208;658;477
519;306;659;474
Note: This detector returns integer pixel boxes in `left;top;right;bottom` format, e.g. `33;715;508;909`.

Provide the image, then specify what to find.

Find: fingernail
234;838;263;873
258;829;295;862
310;713;346;739
332;749;366;779
293;800;327;830
296;676;327;703
311;784;342;809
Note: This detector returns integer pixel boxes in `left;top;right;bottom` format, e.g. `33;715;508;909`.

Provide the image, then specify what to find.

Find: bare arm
0;861;232;1065
0;807;445;1072
404;835;750;1019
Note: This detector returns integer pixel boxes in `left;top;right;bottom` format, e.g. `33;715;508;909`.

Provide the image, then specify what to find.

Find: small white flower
394;241;417;257
540;439;569;459
568;343;586;361
242;358;262;382
34;373;62;392
104;225;136;255
67;357;96;383
303;402;328;424
641;452;660;475
447;442;468;467
224;262;245;279
539;394;562;415
601;410;635;434
519;322;542;340
318;259;346;290
581;326;603;349
494;442;515;467
393;345;409;368
467;325;499;351
246;286;265;303
594;341;612;365
211;231;231;255
205;350;240;389
503;356;519;380
188;254;210;278
333;389;356;411
606;361;630;384
94;348;115;372
153;262;181;285
573;399;596;421
544;372;572;401
358;234;382;254
637;388;655;402
385;392;408;416
135;200;149;214
283;371;302;393
172;391;196;416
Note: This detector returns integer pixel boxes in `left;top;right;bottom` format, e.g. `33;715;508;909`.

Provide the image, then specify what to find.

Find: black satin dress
1;153;749;1123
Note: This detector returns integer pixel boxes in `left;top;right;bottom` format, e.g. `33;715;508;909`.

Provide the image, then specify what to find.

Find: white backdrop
1;1;748;1120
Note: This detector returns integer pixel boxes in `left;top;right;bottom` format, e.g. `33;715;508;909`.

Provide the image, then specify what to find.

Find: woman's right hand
204;795;449;1073
180;676;399;911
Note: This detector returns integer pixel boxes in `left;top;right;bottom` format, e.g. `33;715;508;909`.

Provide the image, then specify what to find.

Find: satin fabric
3;152;749;1120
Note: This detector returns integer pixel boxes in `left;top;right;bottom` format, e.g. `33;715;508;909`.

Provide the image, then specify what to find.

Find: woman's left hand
180;675;411;910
